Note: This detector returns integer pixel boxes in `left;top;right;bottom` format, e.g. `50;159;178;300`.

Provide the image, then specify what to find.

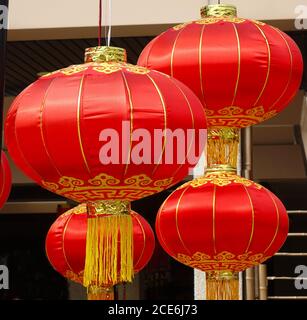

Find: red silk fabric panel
156;178;289;272
138;19;303;128
5;63;207;202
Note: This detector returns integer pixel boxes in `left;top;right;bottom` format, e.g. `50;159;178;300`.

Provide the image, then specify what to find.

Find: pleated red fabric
5;60;207;202
156;171;288;273
138;15;303;128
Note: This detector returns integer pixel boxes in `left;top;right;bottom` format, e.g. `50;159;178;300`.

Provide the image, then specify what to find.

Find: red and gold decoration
156;165;289;300
138;4;303;129
5;46;206;291
46;203;155;300
5;46;206;202
0;151;12;209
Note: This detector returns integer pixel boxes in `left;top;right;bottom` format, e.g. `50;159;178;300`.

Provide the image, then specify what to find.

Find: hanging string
98;0;102;46
104;0;112;47
107;0;112;47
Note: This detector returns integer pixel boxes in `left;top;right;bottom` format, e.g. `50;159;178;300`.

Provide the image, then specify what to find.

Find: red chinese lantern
0;151;12;209
5;46;206;289
46;204;155;300
5;46;206;202
138;4;303;129
156;167;288;300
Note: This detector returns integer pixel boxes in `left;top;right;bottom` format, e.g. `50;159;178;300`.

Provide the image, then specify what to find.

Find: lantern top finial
200;4;237;18
84;46;127;63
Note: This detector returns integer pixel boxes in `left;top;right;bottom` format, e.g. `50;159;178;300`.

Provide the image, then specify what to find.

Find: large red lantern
46;204;155;300
156;167;289;300
5;46;206;289
5;46;206;203
0;151;12;209
138;4;303;128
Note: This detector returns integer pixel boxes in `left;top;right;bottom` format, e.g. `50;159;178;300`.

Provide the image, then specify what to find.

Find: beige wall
8;0;303;30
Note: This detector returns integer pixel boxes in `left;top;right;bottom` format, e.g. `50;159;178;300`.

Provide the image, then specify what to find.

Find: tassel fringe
83;211;133;288
206;271;239;300
207;127;240;168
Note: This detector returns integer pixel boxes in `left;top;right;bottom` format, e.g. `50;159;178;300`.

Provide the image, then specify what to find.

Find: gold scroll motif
176;251;270;272
196;17;245;25
42;173;174;202
41;62;150;78
206;106;277;128
178;172;262;190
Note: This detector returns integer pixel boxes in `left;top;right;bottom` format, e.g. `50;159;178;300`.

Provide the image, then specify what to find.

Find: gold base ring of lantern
206;271;239;300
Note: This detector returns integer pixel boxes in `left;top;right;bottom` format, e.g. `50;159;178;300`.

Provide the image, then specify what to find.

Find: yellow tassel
83;200;133;288
206;271;239;300
87;285;114;300
207;127;240;169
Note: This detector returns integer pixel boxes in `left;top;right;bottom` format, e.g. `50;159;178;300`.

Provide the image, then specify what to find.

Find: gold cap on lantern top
201;4;237;18
84;46;127;63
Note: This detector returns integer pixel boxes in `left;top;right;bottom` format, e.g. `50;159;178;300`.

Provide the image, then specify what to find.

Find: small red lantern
138;4;303;128
156;167;288;300
0;151;12;209
46;204;155;300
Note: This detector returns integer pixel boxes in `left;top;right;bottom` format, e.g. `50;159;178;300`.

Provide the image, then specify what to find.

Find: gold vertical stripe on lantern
83;200;133;290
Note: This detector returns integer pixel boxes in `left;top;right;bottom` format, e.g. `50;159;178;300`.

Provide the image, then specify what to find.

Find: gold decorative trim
122;72;134;175
178;172;262;189
243;185;255;253
212;185;217;254
173;22;192;31
263;189;281;254
271;27;293;109
77;75;91;175
39;78;63;177
253;24;271;107
196;17;245;25
199;25;206;106
251;19;266;26
176;251;270;272
201;4;237;18
41;62;150;78
176;188;191;255
207;271;238;281
84;46;127;63
170;27;185;76
231;23;241;106
146;74;168;174
42;173;174;202
207;106;277;128
87;200;131;217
